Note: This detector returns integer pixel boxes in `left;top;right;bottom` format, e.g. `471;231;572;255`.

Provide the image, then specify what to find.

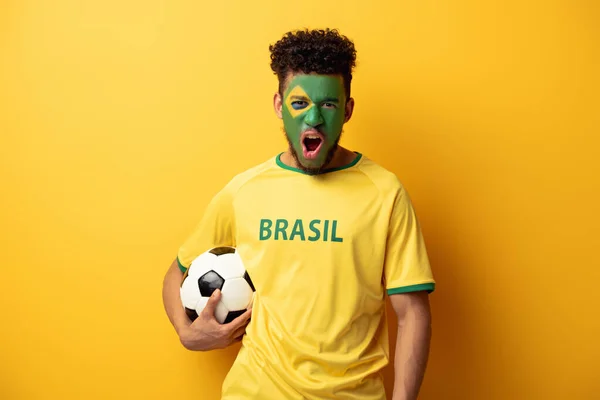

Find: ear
344;97;355;123
273;93;283;119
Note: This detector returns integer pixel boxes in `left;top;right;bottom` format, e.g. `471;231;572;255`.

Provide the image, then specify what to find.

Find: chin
295;156;326;174
300;163;325;175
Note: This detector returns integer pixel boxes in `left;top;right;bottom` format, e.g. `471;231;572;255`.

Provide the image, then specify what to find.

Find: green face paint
281;74;347;173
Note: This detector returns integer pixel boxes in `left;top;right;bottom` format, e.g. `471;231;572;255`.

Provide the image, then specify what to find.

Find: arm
390;291;432;400
162;258;192;336
162;258;251;351
163;182;251;350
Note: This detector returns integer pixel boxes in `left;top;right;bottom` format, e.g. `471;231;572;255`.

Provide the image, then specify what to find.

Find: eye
322;102;337;109
291;101;309;110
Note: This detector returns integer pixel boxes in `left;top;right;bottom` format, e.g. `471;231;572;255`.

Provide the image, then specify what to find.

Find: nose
304;107;324;127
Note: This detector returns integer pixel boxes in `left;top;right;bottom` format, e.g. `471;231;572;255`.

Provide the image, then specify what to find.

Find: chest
234;177;386;246
231;178;392;297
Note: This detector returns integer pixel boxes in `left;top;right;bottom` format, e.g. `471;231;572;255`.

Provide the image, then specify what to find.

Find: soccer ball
180;246;255;324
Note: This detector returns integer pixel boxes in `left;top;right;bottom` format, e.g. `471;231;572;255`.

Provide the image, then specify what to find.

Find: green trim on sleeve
177;257;187;273
387;283;435;295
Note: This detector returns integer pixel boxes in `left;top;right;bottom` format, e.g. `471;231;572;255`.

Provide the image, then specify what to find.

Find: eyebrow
290;95;310;101
321;97;340;103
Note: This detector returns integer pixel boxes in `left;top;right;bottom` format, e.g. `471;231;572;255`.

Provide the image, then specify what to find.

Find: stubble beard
283;128;342;175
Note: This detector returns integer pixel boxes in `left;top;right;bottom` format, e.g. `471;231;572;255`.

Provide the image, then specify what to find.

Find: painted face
281;74;347;173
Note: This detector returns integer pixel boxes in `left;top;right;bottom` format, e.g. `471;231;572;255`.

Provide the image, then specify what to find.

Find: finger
231;323;248;340
226;307;252;331
201;289;221;318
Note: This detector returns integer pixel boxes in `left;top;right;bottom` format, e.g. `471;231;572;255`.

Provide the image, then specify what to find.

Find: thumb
202;288;221;318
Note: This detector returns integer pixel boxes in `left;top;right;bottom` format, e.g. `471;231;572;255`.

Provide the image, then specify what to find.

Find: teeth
306;134;320;139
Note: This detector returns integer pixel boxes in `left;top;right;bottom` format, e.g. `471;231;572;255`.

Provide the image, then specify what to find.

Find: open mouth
301;132;324;160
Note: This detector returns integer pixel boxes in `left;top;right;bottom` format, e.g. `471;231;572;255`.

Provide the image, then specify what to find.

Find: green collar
276;152;362;175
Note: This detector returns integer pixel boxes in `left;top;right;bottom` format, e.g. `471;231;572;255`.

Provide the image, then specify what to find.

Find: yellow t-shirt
177;152;435;400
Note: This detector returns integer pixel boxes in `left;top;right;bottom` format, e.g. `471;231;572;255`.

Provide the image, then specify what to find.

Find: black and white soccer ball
180;246;255;324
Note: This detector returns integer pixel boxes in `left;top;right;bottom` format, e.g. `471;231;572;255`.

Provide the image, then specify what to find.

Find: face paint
281;74;347;174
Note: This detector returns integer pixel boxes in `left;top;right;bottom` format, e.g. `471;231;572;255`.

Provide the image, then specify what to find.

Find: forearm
392;304;432;400
162;259;191;335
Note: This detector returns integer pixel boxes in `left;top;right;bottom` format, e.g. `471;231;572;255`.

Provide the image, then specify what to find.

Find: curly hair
269;28;357;98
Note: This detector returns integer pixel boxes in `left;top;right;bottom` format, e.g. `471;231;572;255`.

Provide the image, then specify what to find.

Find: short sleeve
176;187;236;273
383;186;435;295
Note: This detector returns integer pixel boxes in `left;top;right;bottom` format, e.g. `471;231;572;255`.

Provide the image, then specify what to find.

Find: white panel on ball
215;252;246;280
194;296;209;316
180;277;201;309
214;301;230;324
221;278;253;310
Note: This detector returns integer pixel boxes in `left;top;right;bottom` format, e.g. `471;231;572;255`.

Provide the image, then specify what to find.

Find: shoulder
356;155;406;197
220;156;277;196
357;157;419;219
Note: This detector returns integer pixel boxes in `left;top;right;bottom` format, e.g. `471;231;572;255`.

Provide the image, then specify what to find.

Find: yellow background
1;0;598;399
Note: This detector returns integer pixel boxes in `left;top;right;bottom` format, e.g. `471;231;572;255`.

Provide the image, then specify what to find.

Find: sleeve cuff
387;282;435;295
177;257;187;273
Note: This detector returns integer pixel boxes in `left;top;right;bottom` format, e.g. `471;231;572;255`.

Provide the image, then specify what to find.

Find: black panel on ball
185;307;198;321
209;246;236;256
223;309;246;324
243;271;255;292
198;270;225;297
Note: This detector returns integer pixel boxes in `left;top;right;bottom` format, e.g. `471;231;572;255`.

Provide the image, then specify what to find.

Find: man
162;28;435;400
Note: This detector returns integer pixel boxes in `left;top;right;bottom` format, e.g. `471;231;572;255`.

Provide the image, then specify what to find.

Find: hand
178;289;252;351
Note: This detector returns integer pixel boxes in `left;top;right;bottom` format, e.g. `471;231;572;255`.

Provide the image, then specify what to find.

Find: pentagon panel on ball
180;246;255;324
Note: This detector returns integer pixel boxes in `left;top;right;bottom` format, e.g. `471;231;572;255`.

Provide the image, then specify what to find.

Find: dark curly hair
269;28;357;99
